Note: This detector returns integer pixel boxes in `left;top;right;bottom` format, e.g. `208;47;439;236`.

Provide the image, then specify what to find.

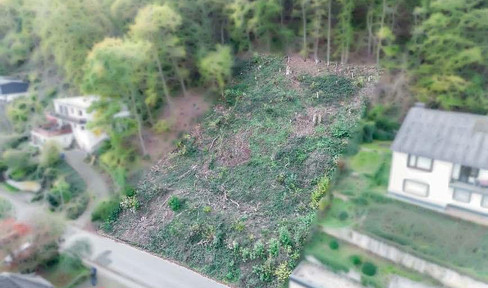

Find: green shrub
123;186;136;197
39;141;61;167
168;195;182;211
350;255;362;266
268;238;279;257
310;176;330;209
338;211;349;221
154;119;172;133
279;226;292;246
329;239;339;250
91;200;120;222
66;195;89;220
361;261;377;276
252;240;266;260
203;206;212;213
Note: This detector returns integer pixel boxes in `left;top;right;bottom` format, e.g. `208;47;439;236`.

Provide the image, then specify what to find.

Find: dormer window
407;155;433;171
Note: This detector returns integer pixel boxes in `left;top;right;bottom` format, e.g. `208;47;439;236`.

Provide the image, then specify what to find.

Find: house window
403;179;429;197
481;196;488;208
78;110;83;116
81;125;85;130
407;155;433;171
458;166;479;184
453;189;471;203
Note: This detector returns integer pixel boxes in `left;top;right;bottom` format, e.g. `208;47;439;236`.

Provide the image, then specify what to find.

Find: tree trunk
367;8;373;56
313;12;321;64
155;52;172;106
130;89;147;156
220;20;225;44
302;0;307;59
326;0;332;65
171;58;187;97
377;0;386;67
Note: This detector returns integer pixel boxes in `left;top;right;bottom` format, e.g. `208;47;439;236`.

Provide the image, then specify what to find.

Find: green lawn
314;140;488;283
304;232;441;288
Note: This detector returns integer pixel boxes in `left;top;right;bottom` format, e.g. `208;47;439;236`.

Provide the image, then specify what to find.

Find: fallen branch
209;135;220;151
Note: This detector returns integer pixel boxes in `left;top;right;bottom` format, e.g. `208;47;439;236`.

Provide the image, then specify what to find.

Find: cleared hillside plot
111;56;364;287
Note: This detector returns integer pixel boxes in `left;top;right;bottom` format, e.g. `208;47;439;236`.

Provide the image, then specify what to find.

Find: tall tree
82;38;151;155
198;45;233;98
130;4;187;101
336;0;354;64
410;0;488;113
32;0;112;84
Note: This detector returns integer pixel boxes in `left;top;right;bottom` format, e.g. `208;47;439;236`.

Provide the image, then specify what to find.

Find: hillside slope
111;56;368;287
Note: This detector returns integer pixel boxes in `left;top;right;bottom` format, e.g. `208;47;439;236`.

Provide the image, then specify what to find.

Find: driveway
64;150;111;227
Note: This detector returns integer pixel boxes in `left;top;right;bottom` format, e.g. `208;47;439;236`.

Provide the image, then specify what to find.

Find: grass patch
1;182;20;193
361;200;488;280
304;232;441;288
112;56;364;287
0;197;13;219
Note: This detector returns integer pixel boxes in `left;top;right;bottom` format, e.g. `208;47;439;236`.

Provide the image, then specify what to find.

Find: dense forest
1;0;487;165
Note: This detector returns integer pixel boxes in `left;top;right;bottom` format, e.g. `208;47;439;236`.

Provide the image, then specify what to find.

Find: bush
154;119;172;133
279;226;292;246
338;211;349;221
350;255;362;266
168;195;182;211
268;238;279;257
66;195;89;220
361;261;377;276
310;176;330;209
39;141;61;167
274;262;292;282
329;239;339;250
91;200;120;222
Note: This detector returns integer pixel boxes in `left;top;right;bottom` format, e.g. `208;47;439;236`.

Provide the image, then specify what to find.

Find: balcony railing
450;180;488;194
50;112;87;124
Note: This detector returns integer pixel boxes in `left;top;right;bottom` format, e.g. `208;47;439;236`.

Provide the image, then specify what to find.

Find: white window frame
452;188;471;203
403;179;429;197
407;155;433;171
481;195;488;208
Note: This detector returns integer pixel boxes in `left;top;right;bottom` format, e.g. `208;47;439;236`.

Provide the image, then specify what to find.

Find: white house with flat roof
31;96;128;153
388;104;488;218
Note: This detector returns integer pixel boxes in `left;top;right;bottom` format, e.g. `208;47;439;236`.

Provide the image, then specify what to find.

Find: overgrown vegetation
112;56;363;286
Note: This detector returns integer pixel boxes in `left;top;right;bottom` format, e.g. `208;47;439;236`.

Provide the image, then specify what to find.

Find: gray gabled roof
0;273;53;288
391;106;488;170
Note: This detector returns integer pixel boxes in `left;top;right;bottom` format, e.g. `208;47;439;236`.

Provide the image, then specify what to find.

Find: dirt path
64;149;111;228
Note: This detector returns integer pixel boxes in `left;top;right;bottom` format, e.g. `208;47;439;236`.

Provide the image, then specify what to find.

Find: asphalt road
63;227;228;288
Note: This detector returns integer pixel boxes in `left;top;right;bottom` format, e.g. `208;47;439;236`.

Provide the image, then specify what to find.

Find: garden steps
324;227;488;288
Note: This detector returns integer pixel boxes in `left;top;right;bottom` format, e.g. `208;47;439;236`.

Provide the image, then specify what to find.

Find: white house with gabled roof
388;103;488;218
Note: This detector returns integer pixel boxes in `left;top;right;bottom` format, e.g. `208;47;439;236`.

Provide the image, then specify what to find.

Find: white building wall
31;130;73;149
389;151;488;215
388;151;453;208
72;126;108;153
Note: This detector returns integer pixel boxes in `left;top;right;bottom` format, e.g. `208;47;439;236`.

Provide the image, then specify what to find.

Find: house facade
388;104;488;217
31;96;109;153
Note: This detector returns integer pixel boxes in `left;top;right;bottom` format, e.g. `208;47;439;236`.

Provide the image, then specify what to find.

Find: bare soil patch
216;130;252;167
143;91;210;163
286;54;381;79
